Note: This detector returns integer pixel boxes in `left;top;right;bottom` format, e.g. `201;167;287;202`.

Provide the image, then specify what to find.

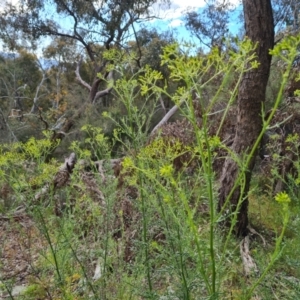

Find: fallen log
34;152;77;202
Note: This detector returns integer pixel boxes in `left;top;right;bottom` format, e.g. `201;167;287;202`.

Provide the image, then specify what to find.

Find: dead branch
150;100;184;137
50;114;67;131
34;153;77;202
96;158;122;169
248;226;266;247
94;158;122;183
30;72;47;114
78;171;106;205
33;183;50;203
75;56;92;91
95;159;106;183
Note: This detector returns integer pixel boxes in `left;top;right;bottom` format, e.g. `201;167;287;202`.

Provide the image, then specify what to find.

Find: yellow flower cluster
159;164;174;178
122;157;135;170
275;191;291;203
285;133;299;144
29;162;58;187
138;137;187;161
24;137;53;159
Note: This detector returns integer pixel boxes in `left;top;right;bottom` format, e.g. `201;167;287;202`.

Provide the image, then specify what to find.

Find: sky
0;0;242;28
0;0;243;53
149;0;243;45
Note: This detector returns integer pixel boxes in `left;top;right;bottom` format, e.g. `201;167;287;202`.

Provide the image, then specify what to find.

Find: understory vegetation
1;36;300;300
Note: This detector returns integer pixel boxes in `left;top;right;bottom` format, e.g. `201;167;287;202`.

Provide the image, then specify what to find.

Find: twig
38;108;49;130
248;226;266;247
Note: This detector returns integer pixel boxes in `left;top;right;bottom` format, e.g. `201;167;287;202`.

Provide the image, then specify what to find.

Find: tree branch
93;70;114;102
75;56;92;91
30;72;47;114
150;100;184;137
55;0;96;61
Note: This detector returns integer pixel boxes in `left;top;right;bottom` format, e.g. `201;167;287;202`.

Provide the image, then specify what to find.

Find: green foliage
101;53;162;153
1;36;300;300
0;50;42;122
70;125;111;160
0;135;58;212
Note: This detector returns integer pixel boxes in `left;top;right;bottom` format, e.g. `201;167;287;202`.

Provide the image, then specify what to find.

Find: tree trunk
218;0;274;237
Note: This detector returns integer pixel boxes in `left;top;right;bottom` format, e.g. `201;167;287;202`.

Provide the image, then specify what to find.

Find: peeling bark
240;235;259;277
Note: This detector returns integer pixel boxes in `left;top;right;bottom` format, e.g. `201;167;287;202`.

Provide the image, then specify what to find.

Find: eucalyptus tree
272;0;300;32
0;50;43;113
0;0;170;103
218;0;274;237
184;0;235;50
0;49;49;142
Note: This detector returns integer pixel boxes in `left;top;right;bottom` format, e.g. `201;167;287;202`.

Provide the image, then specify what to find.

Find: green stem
140;178;153;295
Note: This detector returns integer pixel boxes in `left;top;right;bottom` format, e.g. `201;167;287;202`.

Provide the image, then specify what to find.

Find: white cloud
171;0;241;10
171;0;206;9
0;0;22;12
169;19;184;27
158;0;241;19
0;0;20;7
150;0;241;28
153;1;203;20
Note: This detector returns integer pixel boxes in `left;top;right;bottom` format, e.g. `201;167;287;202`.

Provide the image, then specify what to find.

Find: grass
2;156;299;299
1;37;300;299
